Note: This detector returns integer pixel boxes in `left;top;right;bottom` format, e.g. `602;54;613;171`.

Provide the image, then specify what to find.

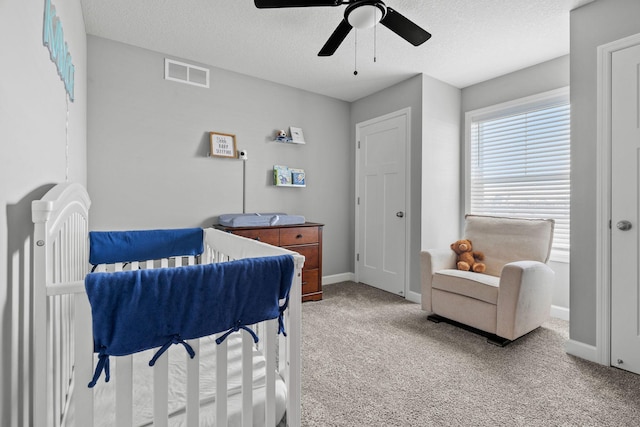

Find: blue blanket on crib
84;254;295;388
89;228;204;265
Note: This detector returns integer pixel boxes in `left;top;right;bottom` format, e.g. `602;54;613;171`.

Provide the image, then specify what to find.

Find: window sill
549;252;569;264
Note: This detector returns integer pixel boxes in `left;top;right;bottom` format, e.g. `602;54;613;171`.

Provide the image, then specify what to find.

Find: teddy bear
450;239;486;273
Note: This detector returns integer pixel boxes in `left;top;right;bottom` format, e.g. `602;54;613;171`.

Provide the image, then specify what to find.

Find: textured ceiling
80;0;593;102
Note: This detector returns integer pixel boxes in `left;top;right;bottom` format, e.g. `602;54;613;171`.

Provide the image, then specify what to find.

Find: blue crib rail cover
84;254;295;387
89;228;204;265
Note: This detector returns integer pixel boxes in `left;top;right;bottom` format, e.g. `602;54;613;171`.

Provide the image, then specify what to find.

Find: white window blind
467;90;570;262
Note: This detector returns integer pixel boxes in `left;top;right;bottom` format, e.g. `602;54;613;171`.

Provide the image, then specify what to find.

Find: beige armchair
421;214;555;345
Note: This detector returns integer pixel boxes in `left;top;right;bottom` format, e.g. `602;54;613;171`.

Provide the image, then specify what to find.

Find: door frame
354;107;412;297
595;32;640;366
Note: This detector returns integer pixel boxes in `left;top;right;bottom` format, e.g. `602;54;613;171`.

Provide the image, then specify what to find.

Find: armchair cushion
432;270;499;304
464;214;555;277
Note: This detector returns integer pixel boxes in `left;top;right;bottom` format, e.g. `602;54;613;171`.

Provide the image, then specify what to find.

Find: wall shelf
275;138;305;145
274;165;305;187
275;127;305;144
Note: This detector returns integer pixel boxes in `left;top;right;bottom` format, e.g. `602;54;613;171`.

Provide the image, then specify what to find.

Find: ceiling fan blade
380;7;431;46
318;19;353;56
254;0;342;8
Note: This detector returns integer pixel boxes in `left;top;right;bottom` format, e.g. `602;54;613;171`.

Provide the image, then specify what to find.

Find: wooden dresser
213;222;323;302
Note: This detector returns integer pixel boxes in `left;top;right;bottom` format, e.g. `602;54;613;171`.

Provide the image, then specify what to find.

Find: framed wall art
210;132;237;158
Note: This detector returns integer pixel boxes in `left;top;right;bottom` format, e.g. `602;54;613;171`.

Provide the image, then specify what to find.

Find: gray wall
462;55;570;111
461;55;571;312
87;36;351;277
570;0;640;346
421;75;462;256
0;1;87;425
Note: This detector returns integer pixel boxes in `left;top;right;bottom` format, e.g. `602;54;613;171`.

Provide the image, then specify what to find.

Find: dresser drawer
301;269;319;295
284;244;318;270
213;222;323;302
230;229;280;246
280;227;318;246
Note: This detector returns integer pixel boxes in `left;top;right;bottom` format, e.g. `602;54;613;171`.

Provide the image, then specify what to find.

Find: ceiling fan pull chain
374;21;377;63
354;29;358;76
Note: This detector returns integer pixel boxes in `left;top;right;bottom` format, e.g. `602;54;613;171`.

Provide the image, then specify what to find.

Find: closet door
611;42;640;375
356;111;408;296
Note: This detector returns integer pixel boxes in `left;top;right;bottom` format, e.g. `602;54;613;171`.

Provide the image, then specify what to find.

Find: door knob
617;220;632;231
396;211;404;218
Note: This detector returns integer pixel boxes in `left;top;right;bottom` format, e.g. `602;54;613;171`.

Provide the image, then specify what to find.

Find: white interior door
356;112;407;296
611;42;640;375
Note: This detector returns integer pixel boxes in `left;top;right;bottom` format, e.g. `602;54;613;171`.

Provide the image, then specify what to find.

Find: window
465;88;570;262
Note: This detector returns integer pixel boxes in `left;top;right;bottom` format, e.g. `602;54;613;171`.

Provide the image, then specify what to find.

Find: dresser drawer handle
296;234;303;239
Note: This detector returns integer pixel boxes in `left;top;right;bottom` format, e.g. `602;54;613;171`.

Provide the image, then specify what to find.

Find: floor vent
164;58;209;88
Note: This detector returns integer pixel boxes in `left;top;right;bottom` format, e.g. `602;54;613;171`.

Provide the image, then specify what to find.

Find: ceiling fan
254;0;432;57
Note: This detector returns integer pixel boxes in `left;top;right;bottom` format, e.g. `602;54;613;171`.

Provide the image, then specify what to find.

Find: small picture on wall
210;132;237;158
289;127;305;144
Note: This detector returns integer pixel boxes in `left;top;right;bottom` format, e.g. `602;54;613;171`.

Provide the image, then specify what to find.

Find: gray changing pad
218;213;306;228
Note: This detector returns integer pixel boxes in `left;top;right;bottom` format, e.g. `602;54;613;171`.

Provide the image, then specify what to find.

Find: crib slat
264;319;277;426
63;295;70;401
153;351;169;427
242;331;253;427
60;295;68;422
65;294;73;419
185;339;200;427
115;356;133;427
74;292;94;427
53;296;61;427
216;335;228;427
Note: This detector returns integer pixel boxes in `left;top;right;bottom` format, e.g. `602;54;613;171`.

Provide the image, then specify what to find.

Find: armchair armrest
420;249;456;312
496;260;554;340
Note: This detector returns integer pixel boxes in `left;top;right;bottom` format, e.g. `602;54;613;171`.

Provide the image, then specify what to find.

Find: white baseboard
322;272;355;285
565;339;600;364
551;305;570;321
406;290;421;304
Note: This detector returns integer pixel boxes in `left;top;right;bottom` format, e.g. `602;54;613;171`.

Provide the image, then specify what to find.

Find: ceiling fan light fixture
259;0;431;57
346;2;386;29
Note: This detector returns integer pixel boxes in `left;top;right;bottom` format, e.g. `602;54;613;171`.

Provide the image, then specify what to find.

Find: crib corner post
286;258;304;427
32;221;50;427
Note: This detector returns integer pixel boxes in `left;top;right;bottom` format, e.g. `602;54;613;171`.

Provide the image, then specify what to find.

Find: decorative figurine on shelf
275;129;292;143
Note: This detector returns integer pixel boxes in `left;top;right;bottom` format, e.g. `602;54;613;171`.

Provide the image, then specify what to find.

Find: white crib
31;183;303;427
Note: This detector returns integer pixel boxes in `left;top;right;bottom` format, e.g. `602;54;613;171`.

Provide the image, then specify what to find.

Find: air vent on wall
164;58;210;88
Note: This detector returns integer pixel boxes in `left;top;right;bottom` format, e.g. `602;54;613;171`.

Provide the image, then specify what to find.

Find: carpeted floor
300;282;640;427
